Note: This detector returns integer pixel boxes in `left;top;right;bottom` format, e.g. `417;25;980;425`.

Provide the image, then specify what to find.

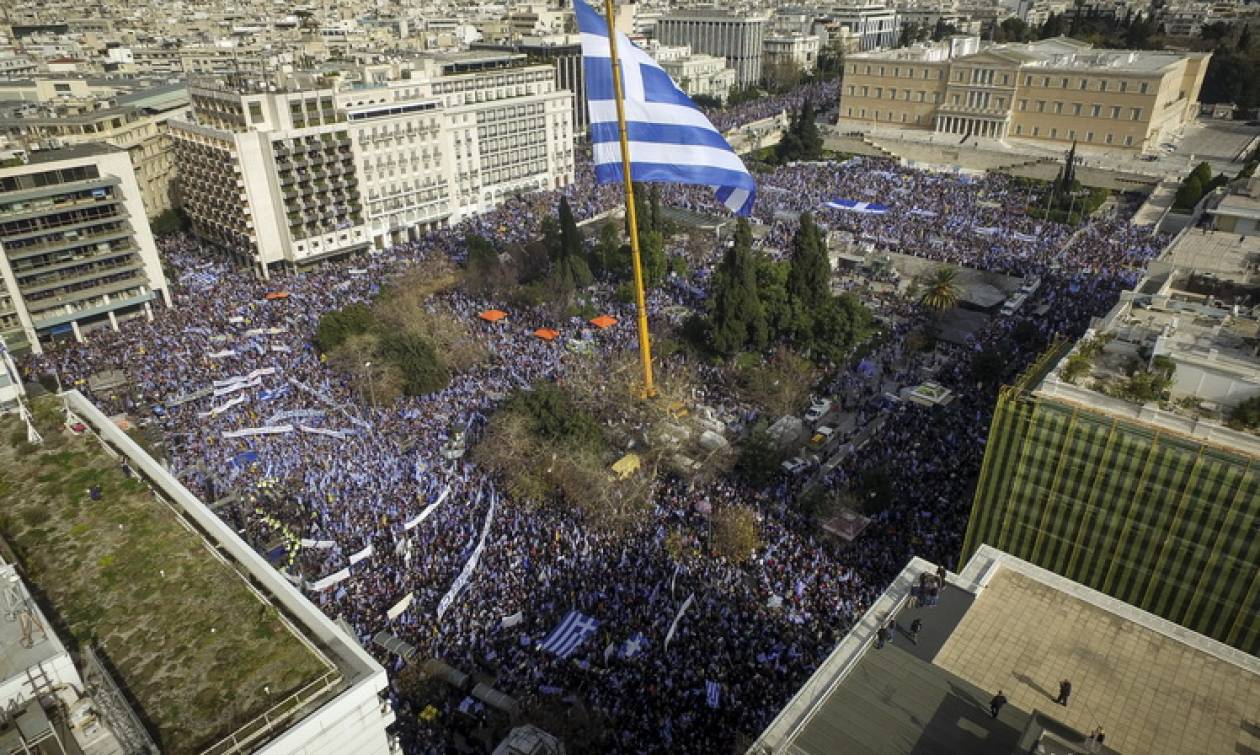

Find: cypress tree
708;219;767;354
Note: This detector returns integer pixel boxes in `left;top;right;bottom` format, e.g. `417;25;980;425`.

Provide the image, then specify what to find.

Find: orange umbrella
532;328;560;341
479;309;508;322
590;314;618;329
264;291;290;300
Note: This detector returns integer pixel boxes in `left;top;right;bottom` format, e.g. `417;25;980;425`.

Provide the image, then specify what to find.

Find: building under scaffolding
961;229;1260;655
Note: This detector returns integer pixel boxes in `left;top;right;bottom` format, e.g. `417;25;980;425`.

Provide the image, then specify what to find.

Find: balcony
10;244;137;279
5;227;134;262
19;259;144;297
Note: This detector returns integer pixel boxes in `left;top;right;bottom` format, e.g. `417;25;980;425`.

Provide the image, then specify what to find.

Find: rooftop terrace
753;547;1260;755
0;396;336;754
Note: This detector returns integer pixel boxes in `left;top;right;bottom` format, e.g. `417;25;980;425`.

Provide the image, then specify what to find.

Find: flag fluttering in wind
574;0;756;216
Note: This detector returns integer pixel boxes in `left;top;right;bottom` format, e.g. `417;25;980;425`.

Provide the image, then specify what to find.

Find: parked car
781;457;810;476
809;425;836;449
804;399;833;424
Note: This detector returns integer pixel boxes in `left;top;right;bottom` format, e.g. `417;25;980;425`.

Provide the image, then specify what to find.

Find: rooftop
753;547;1260;755
7;142;123;166
849;36;1204;73
1032;227;1260;446
0;396;335;754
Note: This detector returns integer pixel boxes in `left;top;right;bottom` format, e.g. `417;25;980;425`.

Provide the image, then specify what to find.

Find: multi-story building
473;35;588;132
839;36;1211;151
173;56;574;274
651;44;737;101
0;83;190;218
655;11;770;89
830;1;900;51
0;144;170;354
961;228;1260;655
763;33;821;75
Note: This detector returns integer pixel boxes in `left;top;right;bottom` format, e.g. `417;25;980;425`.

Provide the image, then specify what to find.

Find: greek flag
539;611;600;658
619;632;648;660
705;680;721;709
825;199;890;215
574;0;755;216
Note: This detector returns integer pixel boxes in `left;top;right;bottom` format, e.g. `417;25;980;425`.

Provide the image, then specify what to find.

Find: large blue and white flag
539;610;600;658
574;0;755;216
825;199;890;215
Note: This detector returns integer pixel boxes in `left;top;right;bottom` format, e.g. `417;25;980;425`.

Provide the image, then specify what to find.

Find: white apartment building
172;56;574;274
763;33;821;74
652;45;738;100
831;2;899;51
0;144;170;354
656;11;770;88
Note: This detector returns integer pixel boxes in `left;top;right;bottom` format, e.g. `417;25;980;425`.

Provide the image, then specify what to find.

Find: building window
1061;77;1068;88
1073;103;1082;115
1043;76;1051;87
1080;79;1088;90
1019;99;1028;111
1105;133;1113;144
1037;101;1046;112
1068;129;1076;140
875;87;882;98
952;94;960;105
1111;106;1121;118
1025;75;1033;86
1016;125;1023;135
1086;131;1094;142
1119;81;1128;93
1050;128;1057;138
1131;108;1142;120
1091;104;1101;117
1002;74;1010;85
1054;102;1063;114
1140;82;1149;94
1100;80;1108;92
1125;135;1133;146
1032;126;1040;136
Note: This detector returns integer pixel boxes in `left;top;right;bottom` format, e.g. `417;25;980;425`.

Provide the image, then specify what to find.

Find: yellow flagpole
602;0;655;398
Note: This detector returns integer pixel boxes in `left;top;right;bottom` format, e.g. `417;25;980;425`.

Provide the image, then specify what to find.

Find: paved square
933;570;1260;755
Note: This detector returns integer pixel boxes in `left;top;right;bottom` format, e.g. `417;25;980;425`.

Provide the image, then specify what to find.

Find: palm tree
919;266;962;310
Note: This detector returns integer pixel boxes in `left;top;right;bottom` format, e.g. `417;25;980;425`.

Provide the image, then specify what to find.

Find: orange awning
264;291;290;300
590;315;618;329
532;328;560;341
479;309;508;322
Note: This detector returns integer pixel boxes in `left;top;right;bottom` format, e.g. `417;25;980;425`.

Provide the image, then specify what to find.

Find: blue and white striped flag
574;0;756;216
705;680;721;709
539;610;600;658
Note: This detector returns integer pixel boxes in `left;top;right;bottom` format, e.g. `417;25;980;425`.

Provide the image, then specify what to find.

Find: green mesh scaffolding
962;381;1260;656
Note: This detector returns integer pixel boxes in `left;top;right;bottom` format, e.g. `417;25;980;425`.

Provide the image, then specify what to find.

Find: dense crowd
24;123;1168;752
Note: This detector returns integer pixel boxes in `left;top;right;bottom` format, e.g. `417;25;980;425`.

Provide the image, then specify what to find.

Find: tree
710;506;761;563
1040;12;1066;38
1191;161;1213;186
708;219;768;355
553;196;593;294
649;184;663;235
797;97;823;160
640;229;667;287
1239;23;1252;52
315;303;374;352
785;212;831;342
1174;175;1204;210
378;331;450;396
736;420;784;488
918;266;962;310
1228;395;1260;429
590;221;620;280
465;233;502;293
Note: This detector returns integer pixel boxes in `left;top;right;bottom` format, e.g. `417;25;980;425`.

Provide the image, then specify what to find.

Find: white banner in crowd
221;424;294;439
664;593;695;650
267;409;325;424
306;568;351;592
198;394;247;419
501;611;524;629
271;345;292;353
213;377;262;397
214;367;278;388
207;349;237;359
436;487;497;620
349;544;375;565
299;538;337;549
404;486;451;531
300;425;350;439
387;593;414;622
287;377;372;429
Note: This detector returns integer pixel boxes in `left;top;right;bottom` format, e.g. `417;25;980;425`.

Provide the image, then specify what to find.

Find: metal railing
81;645;161;755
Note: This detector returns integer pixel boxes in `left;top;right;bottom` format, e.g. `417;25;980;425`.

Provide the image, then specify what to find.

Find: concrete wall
61;390;396;755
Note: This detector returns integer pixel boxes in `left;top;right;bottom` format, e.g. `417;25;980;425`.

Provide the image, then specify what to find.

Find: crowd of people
23;109;1170;751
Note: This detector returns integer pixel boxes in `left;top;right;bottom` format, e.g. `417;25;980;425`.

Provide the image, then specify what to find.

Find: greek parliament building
655;11;769;88
0;143;170;355
961;226;1260;655
838;36;1210;151
172;52;575;277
